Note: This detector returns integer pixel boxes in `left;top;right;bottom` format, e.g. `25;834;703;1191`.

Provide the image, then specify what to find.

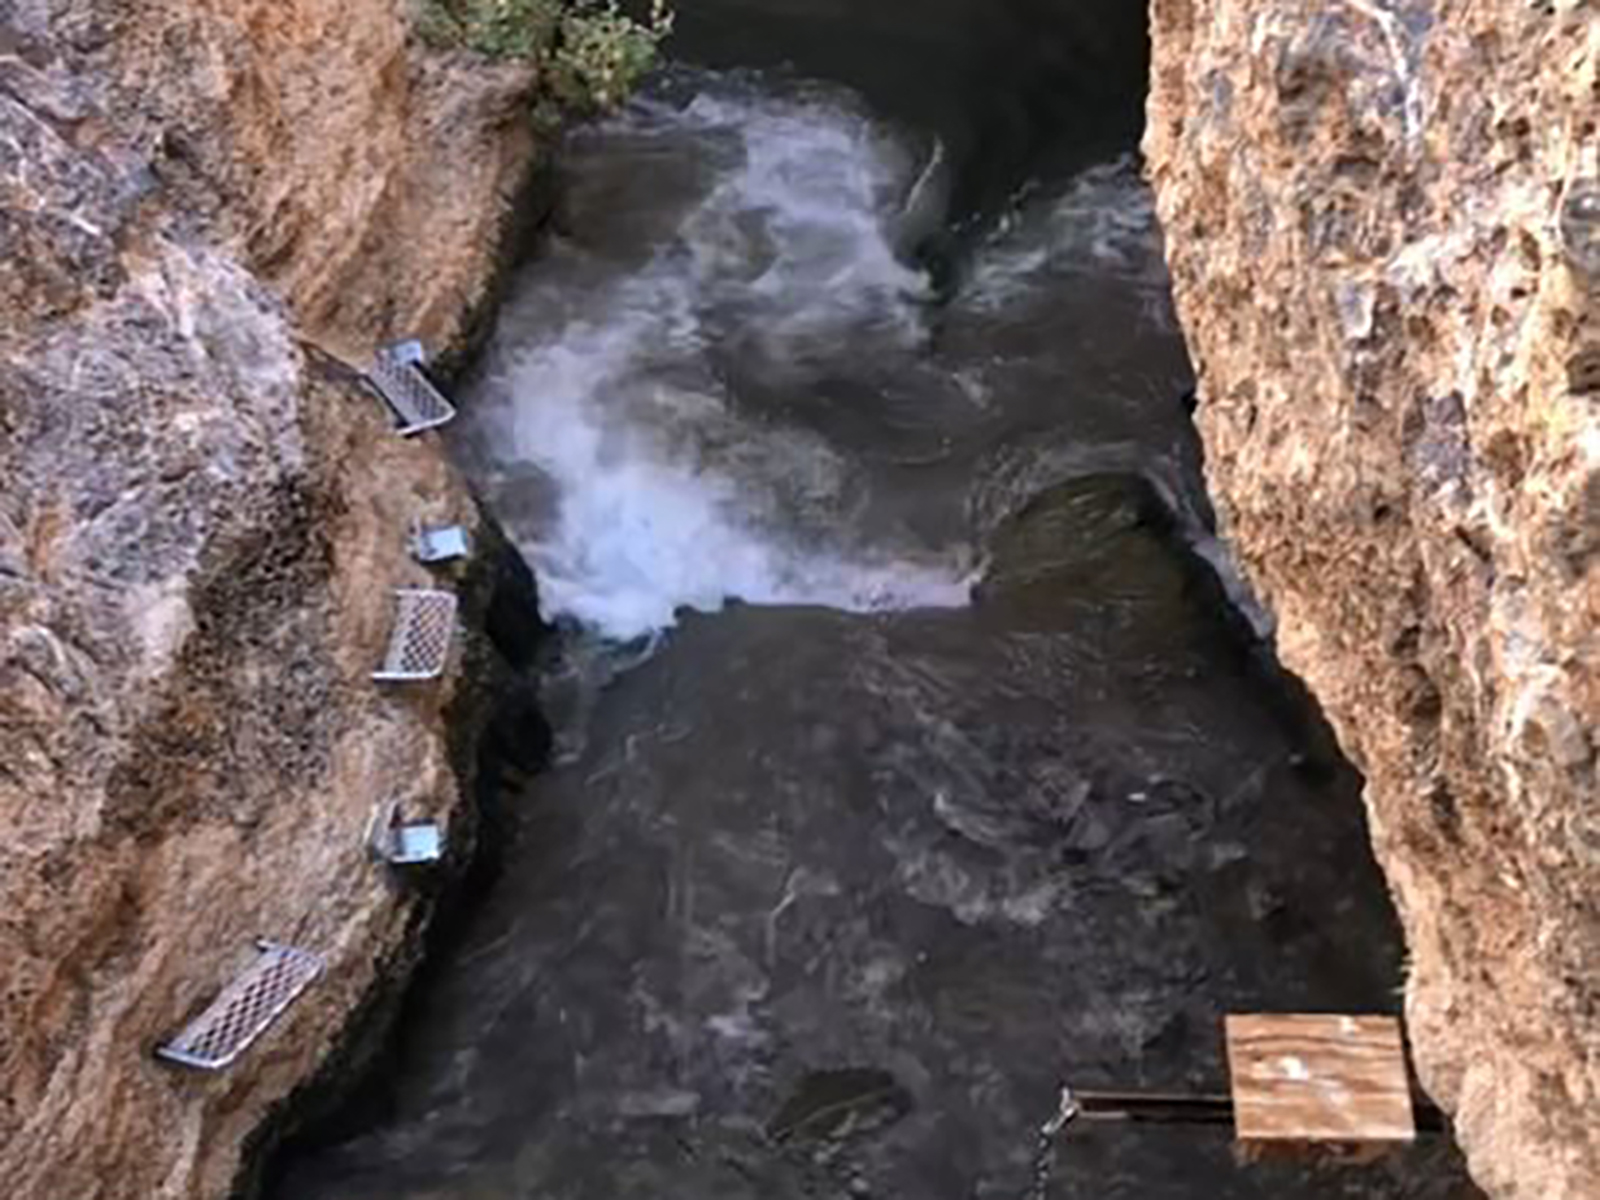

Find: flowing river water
267;7;1481;1199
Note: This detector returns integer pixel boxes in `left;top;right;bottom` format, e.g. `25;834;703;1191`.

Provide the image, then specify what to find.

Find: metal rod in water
1064;1088;1447;1134
1069;1090;1236;1126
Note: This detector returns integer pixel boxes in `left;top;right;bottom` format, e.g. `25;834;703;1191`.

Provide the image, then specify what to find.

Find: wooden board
1225;1014;1415;1159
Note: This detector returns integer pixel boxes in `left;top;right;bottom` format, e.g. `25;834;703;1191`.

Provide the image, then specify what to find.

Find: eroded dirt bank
1147;4;1598;1197
0;3;540;1196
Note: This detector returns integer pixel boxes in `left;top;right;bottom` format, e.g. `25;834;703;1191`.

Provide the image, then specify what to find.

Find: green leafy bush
418;0;673;116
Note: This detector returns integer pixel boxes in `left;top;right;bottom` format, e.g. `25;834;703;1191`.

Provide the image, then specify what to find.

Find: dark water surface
267;6;1480;1198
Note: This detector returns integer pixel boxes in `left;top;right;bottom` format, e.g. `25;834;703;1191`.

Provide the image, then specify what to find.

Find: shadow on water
668;0;1152;222
264;476;1479;1199
262;2;1484;1197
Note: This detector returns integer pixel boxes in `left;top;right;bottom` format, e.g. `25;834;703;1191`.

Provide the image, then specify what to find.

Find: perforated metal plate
372;588;457;681
156;942;324;1071
368;357;456;436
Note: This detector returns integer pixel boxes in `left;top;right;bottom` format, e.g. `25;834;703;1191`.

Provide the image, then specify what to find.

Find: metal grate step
367;800;445;867
411;523;470;565
367;341;456;436
372;588;457;681
390;823;443;864
156;942;324;1071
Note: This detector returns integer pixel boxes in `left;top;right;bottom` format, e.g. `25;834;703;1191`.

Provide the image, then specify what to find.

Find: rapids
263;13;1479;1200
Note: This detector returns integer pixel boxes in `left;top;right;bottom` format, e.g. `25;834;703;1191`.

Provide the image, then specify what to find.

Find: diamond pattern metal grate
372;588;457;681
156;942;324;1071
368;356;456;436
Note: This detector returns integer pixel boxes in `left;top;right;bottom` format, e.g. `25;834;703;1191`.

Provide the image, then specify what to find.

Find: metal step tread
390;823;443;865
373;588;457;681
367;799;445;866
156;942;324;1071
367;353;455;436
412;523;470;564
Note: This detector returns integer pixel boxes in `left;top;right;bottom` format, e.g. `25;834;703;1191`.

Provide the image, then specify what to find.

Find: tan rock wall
0;3;539;1196
1146;2;1598;1197
102;0;537;353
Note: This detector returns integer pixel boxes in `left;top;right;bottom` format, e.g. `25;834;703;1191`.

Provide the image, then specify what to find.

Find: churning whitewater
455;72;1184;641
456;78;970;639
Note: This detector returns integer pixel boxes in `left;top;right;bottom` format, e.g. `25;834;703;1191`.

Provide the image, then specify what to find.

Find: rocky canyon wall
0;2;539;1196
1146;3;1597;1197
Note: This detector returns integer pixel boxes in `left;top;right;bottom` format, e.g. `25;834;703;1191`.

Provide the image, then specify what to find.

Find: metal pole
1061;1086;1447;1133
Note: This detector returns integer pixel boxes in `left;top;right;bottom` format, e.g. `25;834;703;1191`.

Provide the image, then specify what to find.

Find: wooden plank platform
1225;1014;1415;1160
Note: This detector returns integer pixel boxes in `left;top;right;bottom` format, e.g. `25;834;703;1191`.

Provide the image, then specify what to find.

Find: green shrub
418;0;673;116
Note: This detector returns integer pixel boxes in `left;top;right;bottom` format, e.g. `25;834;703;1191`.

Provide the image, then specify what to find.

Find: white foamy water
962;155;1172;315
457;79;975;640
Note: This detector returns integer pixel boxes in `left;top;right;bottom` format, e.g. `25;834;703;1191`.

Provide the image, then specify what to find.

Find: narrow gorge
0;3;1593;1200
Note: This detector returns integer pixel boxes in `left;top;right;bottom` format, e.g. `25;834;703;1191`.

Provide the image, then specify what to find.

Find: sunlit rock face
90;0;539;355
1146;4;1598;1197
0;4;538;1196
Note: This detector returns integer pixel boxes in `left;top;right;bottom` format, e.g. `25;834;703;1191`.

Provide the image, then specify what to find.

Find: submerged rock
766;1068;913;1144
1147;3;1599;1196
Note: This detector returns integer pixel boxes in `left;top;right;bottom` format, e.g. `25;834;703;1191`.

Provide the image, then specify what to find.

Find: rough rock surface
1146;3;1598;1198
96;0;538;356
0;3;539;1197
